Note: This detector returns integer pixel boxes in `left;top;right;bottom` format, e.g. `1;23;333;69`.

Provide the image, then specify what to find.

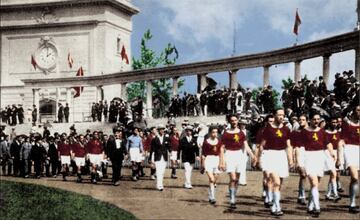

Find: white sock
350;182;359;207
230;188;236;204
266;189;273;203
311;187;320;210
326;182;332;197
271;192;276;213
273;191;281;212
210;184;215;200
331;181;338;196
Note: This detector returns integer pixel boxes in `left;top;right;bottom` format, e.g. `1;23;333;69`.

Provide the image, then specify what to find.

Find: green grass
0;180;136;220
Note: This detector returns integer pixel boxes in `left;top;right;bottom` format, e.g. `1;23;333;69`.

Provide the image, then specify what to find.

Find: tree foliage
127;29;184;105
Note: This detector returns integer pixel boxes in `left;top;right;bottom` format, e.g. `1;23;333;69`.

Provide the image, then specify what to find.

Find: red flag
31;55;37;70
293;9;302;35
73;67;84;98
120;45;129;64
68;52;74;69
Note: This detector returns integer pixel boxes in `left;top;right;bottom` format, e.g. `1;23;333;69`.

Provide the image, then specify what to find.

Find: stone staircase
2;115;227;135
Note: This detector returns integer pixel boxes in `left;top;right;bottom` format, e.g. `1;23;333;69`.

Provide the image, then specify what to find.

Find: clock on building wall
34;36;58;74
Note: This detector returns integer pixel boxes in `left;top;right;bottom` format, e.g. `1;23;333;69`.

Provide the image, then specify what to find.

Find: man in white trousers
149;124;171;191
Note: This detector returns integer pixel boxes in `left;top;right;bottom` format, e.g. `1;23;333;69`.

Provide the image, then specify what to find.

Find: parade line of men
0;105;359;217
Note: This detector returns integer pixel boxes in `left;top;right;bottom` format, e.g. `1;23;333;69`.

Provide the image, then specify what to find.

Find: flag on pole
31;55;37;70
293;9;302;35
73;66;84;98
67;52;74;69
120;45;129;64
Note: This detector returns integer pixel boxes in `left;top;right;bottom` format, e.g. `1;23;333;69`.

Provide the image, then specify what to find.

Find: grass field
0;180;136;220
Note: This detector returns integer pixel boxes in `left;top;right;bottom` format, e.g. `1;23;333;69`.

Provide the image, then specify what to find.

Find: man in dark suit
10;136;22;176
58;103;64;123
149;124;171;191
64;103;70;123
107;128;127;186
32;105;37;126
17;104;24;124
178;126;200;189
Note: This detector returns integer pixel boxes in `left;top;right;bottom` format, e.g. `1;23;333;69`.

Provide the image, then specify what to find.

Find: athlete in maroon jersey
259;109;293;216
201;126;222;205
145;127;157;179
86;131;104;184
71;135;87;183
219;114;256;209
324;118;341;202
57;133;71;181
254;115;274;205
338;106;360;214
169;127;180;179
292;114;308;205
300;112;331;217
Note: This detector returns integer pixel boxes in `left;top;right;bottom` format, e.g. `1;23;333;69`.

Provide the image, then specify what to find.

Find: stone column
263;66;270;87
356;48;360;81
66;88;72;122
172;77;179;96
197;74;207;93
33;88;40;123
229;70;238;90
146;80;153;118
294;60;302;85
96;86;102;102
121;83;127;101
322;54;331;86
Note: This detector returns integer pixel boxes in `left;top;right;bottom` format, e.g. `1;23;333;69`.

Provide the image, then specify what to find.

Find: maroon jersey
71;143;86;157
341;121;360;145
144;134;157;151
255;128;264;145
290;130;301;148
221;130;245;150
170;135;180;151
325;130;340;150
86;139;103;154
202;139;222;156
261;125;290;150
300;128;328;151
58;142;71;156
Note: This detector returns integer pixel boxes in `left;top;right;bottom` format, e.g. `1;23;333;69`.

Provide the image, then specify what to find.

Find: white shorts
170;151;178;161
129;148;142;163
304;150;325;177
75;157;85;167
89;154;102;166
344;144;360;170
296;147;306;168
324;150;336;171
60;156;70;165
262;149;289;178
225;149;246;173
204;155;220;174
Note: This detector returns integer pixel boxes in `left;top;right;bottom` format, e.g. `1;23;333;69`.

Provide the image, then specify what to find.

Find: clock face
34;44;58;71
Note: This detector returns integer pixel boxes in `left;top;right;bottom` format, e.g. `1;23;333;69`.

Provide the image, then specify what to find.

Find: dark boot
76;173;82;183
171;168;177;179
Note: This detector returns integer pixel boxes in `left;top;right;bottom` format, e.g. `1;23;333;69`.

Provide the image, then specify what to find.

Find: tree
252;87;281;110
127;30;184;108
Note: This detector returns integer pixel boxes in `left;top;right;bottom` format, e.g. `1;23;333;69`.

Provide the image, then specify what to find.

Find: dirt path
1;169;359;220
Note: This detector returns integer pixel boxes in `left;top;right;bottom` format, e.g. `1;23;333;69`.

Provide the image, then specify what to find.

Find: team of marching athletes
2;106;359;216
196;106;359;216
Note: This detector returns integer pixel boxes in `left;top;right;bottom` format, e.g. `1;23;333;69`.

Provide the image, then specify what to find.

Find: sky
130;0;358;94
